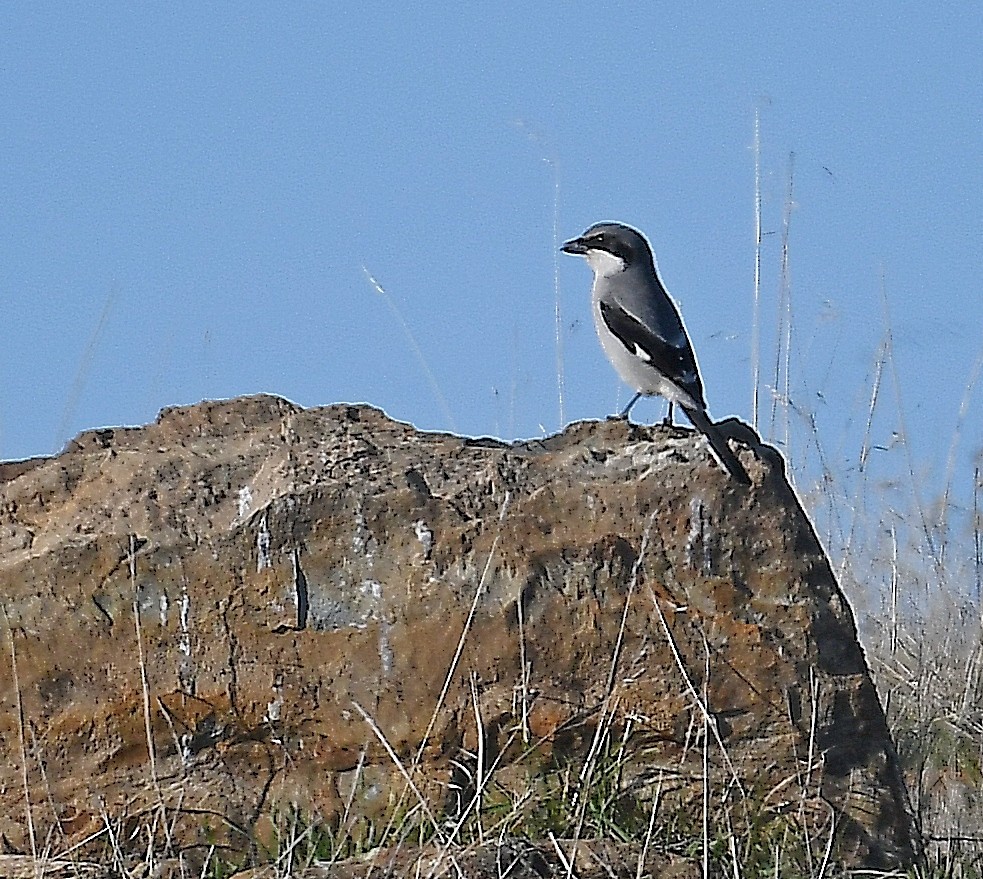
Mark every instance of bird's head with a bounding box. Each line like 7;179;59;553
561;222;654;278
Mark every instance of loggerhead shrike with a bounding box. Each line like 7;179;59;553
561;221;751;486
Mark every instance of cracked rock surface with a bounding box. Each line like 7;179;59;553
0;395;915;870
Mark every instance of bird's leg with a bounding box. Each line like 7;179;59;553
618;392;642;420
661;402;675;427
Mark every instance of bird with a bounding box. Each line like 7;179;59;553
561;221;751;486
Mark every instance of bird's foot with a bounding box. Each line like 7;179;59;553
619;392;642;420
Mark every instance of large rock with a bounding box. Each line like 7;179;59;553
0;395;915;872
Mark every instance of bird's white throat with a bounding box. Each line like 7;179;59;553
584;249;626;278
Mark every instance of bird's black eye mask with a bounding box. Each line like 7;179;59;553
588;232;631;263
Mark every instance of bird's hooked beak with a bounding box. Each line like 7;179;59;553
560;236;589;255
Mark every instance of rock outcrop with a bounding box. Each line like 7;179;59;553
0;395;915;873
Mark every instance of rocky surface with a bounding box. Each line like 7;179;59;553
0;395;915;872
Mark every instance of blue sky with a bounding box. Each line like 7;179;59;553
2;5;981;542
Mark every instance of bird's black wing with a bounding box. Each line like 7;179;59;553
599;299;705;404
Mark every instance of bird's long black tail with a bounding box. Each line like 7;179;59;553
682;406;751;486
